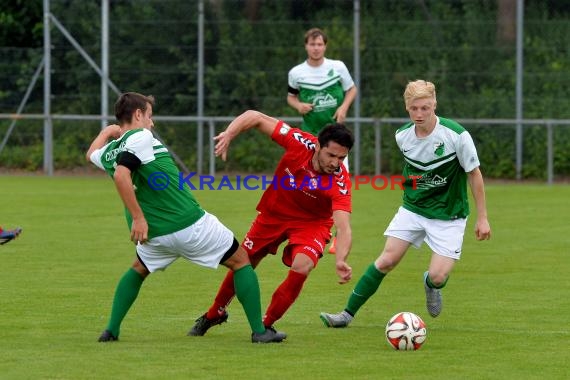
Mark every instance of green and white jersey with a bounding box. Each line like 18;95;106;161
288;57;355;135
395;117;480;220
89;128;205;238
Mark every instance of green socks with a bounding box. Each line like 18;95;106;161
425;272;448;289
345;263;386;316
106;268;144;337
233;264;265;334
105;265;265;337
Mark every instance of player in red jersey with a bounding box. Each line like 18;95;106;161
189;110;354;338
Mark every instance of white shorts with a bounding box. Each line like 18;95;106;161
136;211;235;272
384;206;467;260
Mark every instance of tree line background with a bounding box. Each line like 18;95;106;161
1;0;569;179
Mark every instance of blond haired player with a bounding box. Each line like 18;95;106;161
320;80;491;327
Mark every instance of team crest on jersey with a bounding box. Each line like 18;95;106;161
292;132;316;150
309;177;319;190
434;142;445;157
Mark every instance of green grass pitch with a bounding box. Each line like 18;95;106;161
0;175;568;379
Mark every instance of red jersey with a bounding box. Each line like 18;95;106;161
256;121;352;222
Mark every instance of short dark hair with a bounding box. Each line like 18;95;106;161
114;92;155;124
318;123;354;151
304;27;327;44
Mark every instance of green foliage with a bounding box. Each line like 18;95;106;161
0;0;43;47
1;0;570;178
0;143;43;171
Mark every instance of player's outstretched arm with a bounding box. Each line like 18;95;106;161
214;110;279;161
467;167;491;241
332;210;352;284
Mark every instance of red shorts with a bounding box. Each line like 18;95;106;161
241;213;333;267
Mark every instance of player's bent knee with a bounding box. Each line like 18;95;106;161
132;258;150;278
375;257;397;273
290;252;316;275
221;240;252;270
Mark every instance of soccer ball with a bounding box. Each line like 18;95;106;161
385;311;427;351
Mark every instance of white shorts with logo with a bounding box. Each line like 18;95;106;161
384;206;467;260
136;211;235;272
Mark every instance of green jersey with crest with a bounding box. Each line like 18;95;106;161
89;128;205;238
288;57;355;135
395;117;480;220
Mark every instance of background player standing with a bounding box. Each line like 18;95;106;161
287;28;357;254
287;27;357;135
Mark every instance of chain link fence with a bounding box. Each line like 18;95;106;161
1;0;569;181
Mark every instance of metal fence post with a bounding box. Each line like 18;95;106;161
43;0;53;176
547;122;553;185
374;119;381;175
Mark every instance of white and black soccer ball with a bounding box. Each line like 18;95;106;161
385;311;427;351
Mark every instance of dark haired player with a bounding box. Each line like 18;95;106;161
189;110;355;338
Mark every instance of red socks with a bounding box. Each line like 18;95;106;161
263;270;307;327
206;270;236;319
